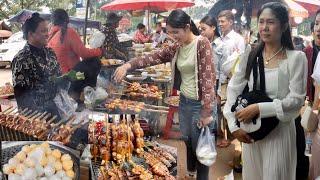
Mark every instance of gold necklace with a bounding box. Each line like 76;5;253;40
263;47;283;65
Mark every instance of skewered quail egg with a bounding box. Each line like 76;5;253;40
47;155;57;165
21;145;32;153
15;151;27;162
62;160;73;171
52;149;61;159
61;154;71;162
54;161;63;171
40;156;48;167
40;142;50;149
66;170;75;179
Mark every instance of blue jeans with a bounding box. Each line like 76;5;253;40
178;94;215;180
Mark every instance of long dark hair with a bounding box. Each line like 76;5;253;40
245;2;294;79
22;13;45;40
200;15;220;37
167;9;200;36
52;9;69;44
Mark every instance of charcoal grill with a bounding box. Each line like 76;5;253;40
1;141;80;180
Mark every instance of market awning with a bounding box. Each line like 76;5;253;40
101;0;194;11
293;0;320;16
284;0;309;18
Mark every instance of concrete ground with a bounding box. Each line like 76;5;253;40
157;138;242;180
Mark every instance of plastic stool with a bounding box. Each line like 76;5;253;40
163;89;181;139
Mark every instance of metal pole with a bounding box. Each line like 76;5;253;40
83;0;90;44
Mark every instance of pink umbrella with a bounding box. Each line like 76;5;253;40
101;0;194;11
0;30;13;38
101;0;194;32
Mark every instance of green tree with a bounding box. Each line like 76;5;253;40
0;0;74;20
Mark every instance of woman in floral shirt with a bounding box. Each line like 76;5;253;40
114;10;216;180
11;13;61;120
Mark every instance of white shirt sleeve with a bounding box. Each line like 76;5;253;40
312;53;320;84
223;46;251;133
258;51;307;122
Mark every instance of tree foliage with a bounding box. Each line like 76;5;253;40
0;0;74;20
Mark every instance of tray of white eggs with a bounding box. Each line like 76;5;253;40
2;141;80;180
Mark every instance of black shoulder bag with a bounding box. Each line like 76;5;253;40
231;53;279;141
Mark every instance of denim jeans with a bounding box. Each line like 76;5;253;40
178;94;215;180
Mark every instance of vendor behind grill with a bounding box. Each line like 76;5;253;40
11;13;61;119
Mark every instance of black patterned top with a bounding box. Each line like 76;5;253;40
11;43;62;117
101;25;126;60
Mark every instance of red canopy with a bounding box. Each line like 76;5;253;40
101;0;194;11
293;0;320;16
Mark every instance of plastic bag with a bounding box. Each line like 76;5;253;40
84;86;108;109
54;85;78;120
196;126;217;166
89;30;106;48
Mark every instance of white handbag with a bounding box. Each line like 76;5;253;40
301;106;319;132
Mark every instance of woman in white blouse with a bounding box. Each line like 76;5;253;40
223;2;307;179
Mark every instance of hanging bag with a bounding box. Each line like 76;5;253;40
196;126;217;166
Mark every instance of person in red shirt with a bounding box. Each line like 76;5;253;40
48;9;103;73
48;9;104;103
133;23;152;44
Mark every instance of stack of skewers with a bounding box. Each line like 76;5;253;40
89;119;177;180
0;107;86;144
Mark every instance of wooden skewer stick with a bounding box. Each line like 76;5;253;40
144;108;168;113
0;106;14;114
66;115;77;125
20;109;32;117
122;80;133;85
46;115;57;124
1;107;16;115
42;113;52;121
18;108;29;116
144;104;169;110
110;92;125;96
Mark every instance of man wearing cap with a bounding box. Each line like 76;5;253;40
102;12;127;60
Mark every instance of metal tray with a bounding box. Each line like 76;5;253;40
89;143;178;180
90;157;177;180
1;141;80;180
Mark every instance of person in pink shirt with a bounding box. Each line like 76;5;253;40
133;23;152;44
